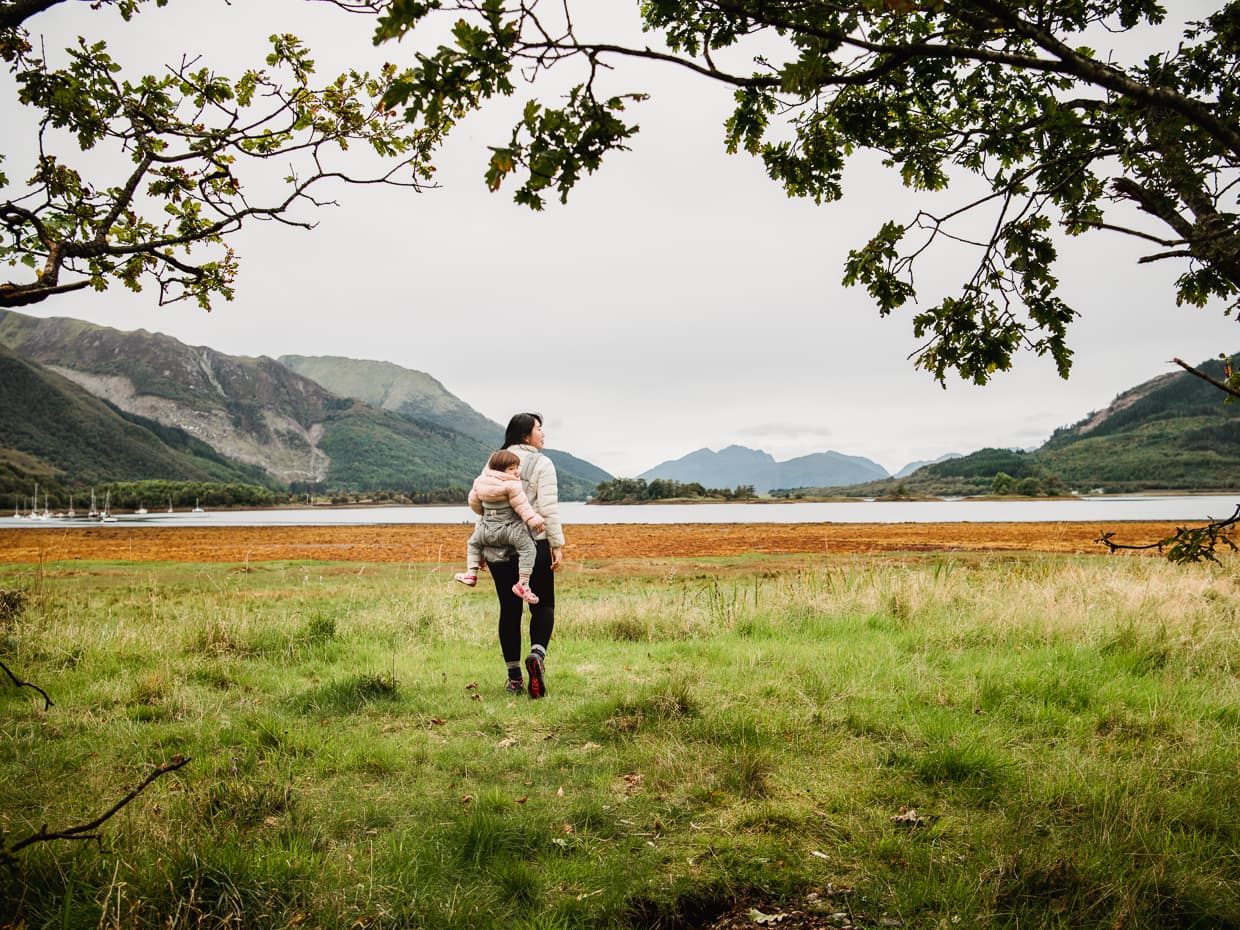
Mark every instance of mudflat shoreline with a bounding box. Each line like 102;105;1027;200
0;521;1193;564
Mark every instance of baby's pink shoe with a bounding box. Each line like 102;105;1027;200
512;582;539;604
454;572;477;587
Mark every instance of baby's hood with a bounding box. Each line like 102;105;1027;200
473;467;520;501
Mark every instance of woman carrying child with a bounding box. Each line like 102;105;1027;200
455;448;545;603
455;412;564;699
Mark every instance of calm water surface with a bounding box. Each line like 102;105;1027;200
9;495;1237;527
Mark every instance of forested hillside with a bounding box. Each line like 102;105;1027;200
789;356;1240;498
279;354;503;446
0;344;270;504
278;353;610;498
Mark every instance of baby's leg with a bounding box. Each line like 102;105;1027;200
509;528;540;604
455;529;485;586
513;532;537;579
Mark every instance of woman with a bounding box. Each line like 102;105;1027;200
488;412;564;698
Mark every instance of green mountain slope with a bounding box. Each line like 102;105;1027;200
1043;362;1235;447
279;353;611;498
312;400;494;494
0;344;267;501
279;354;502;445
794;355;1240;498
1034;355;1240;492
0;310;344;482
0;312;498;494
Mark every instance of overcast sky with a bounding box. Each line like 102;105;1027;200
5;2;1237;478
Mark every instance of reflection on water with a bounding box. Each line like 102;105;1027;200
7;495;1237;527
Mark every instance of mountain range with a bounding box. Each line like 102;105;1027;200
802;356;1240;498
0;310;606;501
276;354;612;492
1;308;1237;500
639;445;890;493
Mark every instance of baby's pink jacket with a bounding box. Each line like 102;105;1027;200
468;469;545;530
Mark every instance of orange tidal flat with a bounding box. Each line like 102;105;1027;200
0;521;1195;565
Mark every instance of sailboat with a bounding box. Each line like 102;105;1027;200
167;496;174;513
135;501;148;515
66;493;76;518
88;488;100;520
32;484;49;520
100;490;118;523
192;497;205;513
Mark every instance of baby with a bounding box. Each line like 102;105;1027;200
454;449;545;603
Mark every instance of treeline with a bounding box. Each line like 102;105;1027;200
288;482;468;505
96;481;279;509
1;464;476;513
16;481;279;510
2;478;282;511
990;473;1069;496
592;477;757;503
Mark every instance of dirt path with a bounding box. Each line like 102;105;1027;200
0;520;1190;564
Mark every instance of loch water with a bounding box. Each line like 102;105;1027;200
9;495;1237;527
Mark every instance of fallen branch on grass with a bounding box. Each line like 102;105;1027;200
0;659;53;710
1097;504;1240;563
2;756;191;870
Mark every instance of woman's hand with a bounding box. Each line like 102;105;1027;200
551;547;564;570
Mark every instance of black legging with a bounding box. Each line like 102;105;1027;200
489;538;555;664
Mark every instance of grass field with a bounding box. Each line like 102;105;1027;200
1;548;1238;929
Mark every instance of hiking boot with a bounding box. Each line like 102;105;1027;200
524;653;547;699
505;677;524;695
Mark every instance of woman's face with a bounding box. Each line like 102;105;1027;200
526;420;545;449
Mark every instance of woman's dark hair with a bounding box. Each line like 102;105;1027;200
502;412;542;449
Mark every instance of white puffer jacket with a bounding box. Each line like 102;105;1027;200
510;444;565;548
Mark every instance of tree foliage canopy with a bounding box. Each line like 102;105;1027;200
376;0;1239;385
1;0;441;309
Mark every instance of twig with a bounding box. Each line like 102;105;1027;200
3;756;191;868
0;658;53;710
1097;504;1240;563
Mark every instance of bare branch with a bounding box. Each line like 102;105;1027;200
1137;249;1197;263
0;658;53;710
0;0;68;31
307;0;383;12
3;756;191;866
95;150;154;245
1097;504;1240;563
524;39;778;89
1077;219;1185;248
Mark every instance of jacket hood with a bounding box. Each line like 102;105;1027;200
473;468;520;500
